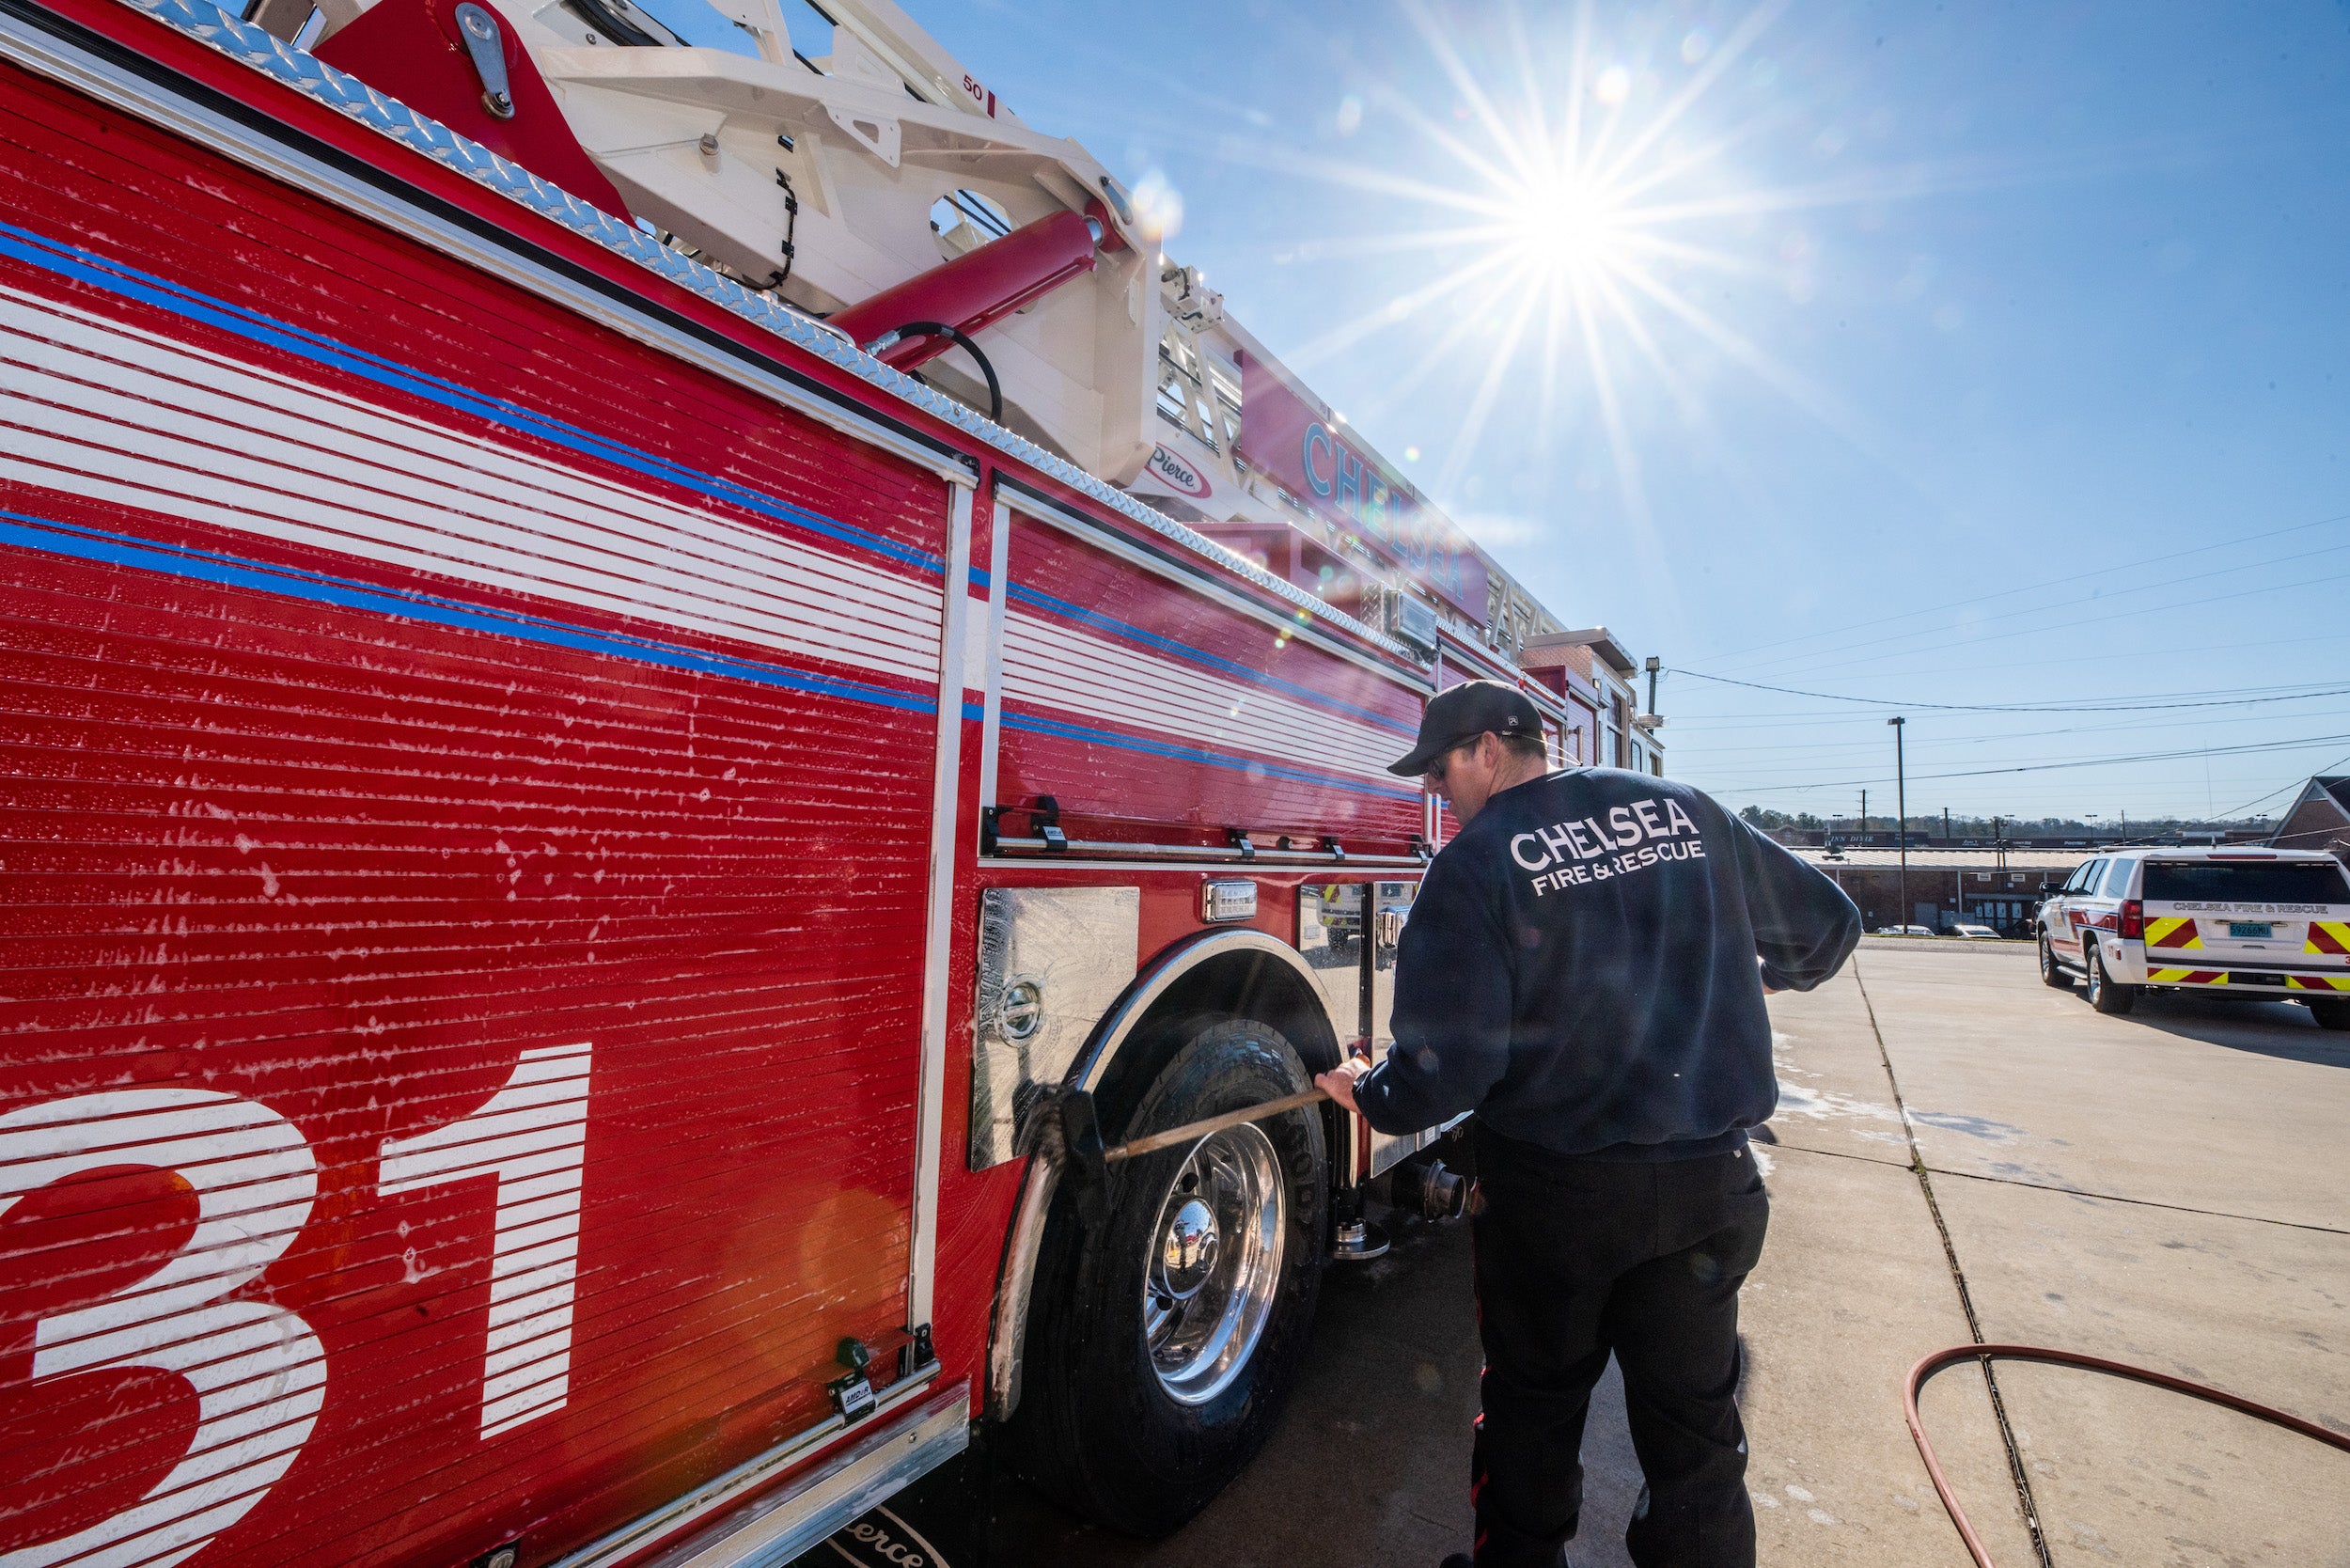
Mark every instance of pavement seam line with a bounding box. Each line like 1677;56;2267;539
1765;1141;2350;1235
1851;955;2059;1568
1916;1163;2350;1236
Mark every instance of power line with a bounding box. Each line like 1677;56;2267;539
1694;509;2350;666
1709;730;2350;797
2209;752;2350;821
1692;710;2350;771
1665;671;2350;714
1701;562;2350;682
1680;705;2350;763
1677;629;2350;695
1723;538;2350;679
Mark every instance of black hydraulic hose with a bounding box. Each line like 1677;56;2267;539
562;0;663;47
1904;1343;2350;1566
885;321;1002;424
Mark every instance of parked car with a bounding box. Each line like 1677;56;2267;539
2035;848;2350;1027
1947;923;2001;939
1875;924;1939;936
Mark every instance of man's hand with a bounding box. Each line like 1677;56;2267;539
1315;1058;1372;1114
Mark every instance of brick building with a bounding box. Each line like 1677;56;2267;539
1519;626;1663;776
2272;776;2350;862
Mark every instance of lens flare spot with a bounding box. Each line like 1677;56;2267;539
1131;168;1184;240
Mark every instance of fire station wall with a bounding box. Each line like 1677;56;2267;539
0;59;961;1568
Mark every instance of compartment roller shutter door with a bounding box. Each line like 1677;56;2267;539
0;60;954;1568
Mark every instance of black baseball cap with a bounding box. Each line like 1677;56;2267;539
1386;680;1543;776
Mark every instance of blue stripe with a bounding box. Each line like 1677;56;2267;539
0;511;937;714
1001;710;1420;802
1008;581;1415;736
0;218;942;575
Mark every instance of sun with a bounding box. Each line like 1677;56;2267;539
1508;166;1632;284
1230;0;1872;520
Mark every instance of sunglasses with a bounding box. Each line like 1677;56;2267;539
1421;739;1476;784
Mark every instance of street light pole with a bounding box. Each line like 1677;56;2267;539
1888;716;1908;932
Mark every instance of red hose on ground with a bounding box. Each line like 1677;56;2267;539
1904;1343;2350;1567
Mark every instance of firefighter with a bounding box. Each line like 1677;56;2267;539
1315;680;1860;1568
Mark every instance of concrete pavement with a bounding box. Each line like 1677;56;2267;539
818;938;2350;1566
1853;941;2350;1565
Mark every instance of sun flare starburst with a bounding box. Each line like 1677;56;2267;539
1212;0;1980;541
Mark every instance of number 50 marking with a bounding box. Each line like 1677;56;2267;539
0;1043;591;1568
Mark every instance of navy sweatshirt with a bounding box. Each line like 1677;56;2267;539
1355;768;1861;1159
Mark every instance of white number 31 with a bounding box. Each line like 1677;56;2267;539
1;1043;590;1568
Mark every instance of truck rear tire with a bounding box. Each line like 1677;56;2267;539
2309;997;2350;1031
2086;945;2137;1015
1008;1016;1327;1536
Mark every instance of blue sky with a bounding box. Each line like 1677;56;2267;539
874;1;2350;826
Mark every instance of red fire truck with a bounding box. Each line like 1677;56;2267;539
0;1;1660;1562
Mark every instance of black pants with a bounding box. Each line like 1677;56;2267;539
1468;1126;1770;1568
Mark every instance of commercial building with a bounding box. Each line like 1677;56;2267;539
1791;847;2097;936
1519;626;1664;776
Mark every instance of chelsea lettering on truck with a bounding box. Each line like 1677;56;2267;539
1234;349;1491;621
0;0;1653;1563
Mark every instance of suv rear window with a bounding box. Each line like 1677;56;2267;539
2142;861;2350;904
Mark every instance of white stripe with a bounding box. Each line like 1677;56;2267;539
486;1327;572;1380
482;1379;570;1435
486;1302;575;1356
0;284;943;685
486;1260;577;1307
483;1351;572;1403
492;1212;582;1257
962;589;989;694
491;1234;579;1280
1002;607;1407;783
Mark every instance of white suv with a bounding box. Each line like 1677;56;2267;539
2035;848;2350;1027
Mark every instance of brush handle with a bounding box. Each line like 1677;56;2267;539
1101;1087;1331;1163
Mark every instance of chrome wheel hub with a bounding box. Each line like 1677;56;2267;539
1142;1121;1285;1405
1157;1198;1220;1297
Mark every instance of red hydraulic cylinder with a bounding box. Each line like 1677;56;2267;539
831;205;1120;371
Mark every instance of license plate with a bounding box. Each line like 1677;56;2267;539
2228;922;2272;939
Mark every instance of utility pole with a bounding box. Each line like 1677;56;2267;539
1942;806;1950;843
1860;789;1868;839
1644;654;1660;715
1993;815;2004;871
1888;717;1908;931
